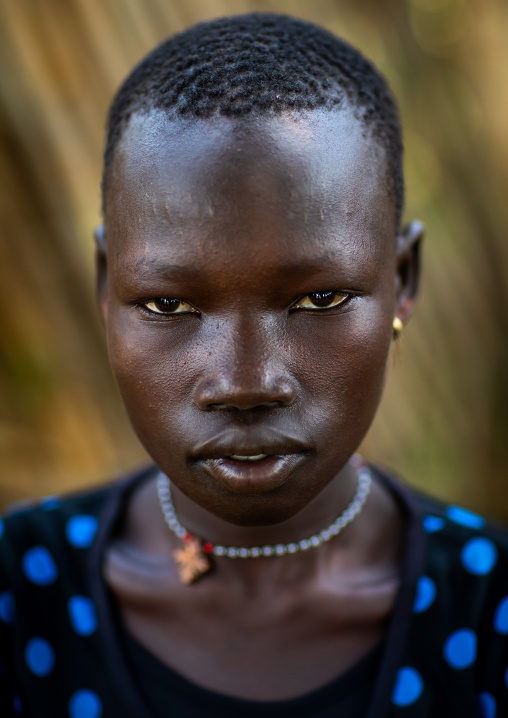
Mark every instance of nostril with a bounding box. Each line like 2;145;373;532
193;375;297;411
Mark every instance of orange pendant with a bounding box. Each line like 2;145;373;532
172;537;212;584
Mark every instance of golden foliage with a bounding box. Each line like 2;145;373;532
1;0;507;518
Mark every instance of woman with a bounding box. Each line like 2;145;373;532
1;13;507;718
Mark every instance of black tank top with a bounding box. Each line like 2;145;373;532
122;627;382;718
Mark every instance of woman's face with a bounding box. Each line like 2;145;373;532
100;107;417;526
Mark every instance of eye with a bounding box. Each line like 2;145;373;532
141;298;197;316
292;291;349;310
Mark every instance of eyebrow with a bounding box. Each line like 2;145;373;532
272;256;342;278
132;253;346;279
132;259;200;279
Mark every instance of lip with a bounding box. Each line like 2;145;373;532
192;427;309;459
192;428;310;494
201;454;306;494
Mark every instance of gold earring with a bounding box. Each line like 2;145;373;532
392;317;404;340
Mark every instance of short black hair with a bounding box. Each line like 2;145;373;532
103;13;403;225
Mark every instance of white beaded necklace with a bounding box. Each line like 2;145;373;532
156;464;372;583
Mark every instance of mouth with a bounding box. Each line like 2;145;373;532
192;429;309;494
200;454;306;494
229;454;268;461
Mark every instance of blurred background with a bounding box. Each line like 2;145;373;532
1;0;507;519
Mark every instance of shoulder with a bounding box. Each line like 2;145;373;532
0;467;154;716
375;465;508;583
375;472;508;711
396;478;508;610
0;465;155;589
416;490;508;640
374;465;508;557
411;485;508;565
376;465;508;631
403;482;508;704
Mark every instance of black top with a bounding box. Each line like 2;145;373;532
122;627;381;717
1;464;508;718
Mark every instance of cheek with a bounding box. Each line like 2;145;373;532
289;308;393;428
106;312;198;441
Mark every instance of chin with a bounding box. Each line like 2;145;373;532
203;480;325;528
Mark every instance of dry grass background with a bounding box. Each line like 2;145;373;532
1;0;507;519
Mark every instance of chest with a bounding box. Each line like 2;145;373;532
104;553;399;700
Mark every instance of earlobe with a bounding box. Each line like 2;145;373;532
94;224;107;253
94;224;108;323
394;220;424;328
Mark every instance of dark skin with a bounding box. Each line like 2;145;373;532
97;106;422;701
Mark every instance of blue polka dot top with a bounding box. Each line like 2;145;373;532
1;465;508;717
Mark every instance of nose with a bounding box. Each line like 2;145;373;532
192;318;298;411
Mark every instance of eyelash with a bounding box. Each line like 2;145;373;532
290;291;351;312
138;298;198;318
138;291;353;318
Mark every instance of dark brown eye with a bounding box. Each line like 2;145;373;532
292;291;349;310
308;292;335;307
142;298;196;315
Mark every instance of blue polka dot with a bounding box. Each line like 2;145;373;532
478;692;496;718
446;506;485;529
66;516;98;548
422;515;445;533
461;537;497;575
41;496;61;511
68;596;97;636
0;591;15;623
392;666;423;706
25;637;55;676
413;576;436;613
13;694;22;713
22;546;58;585
494;596;508;634
69;690;102;718
443;628;477;669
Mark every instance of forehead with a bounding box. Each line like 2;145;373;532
105;107;395;267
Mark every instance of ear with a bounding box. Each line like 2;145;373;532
94;224;108;323
394;220;424;326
